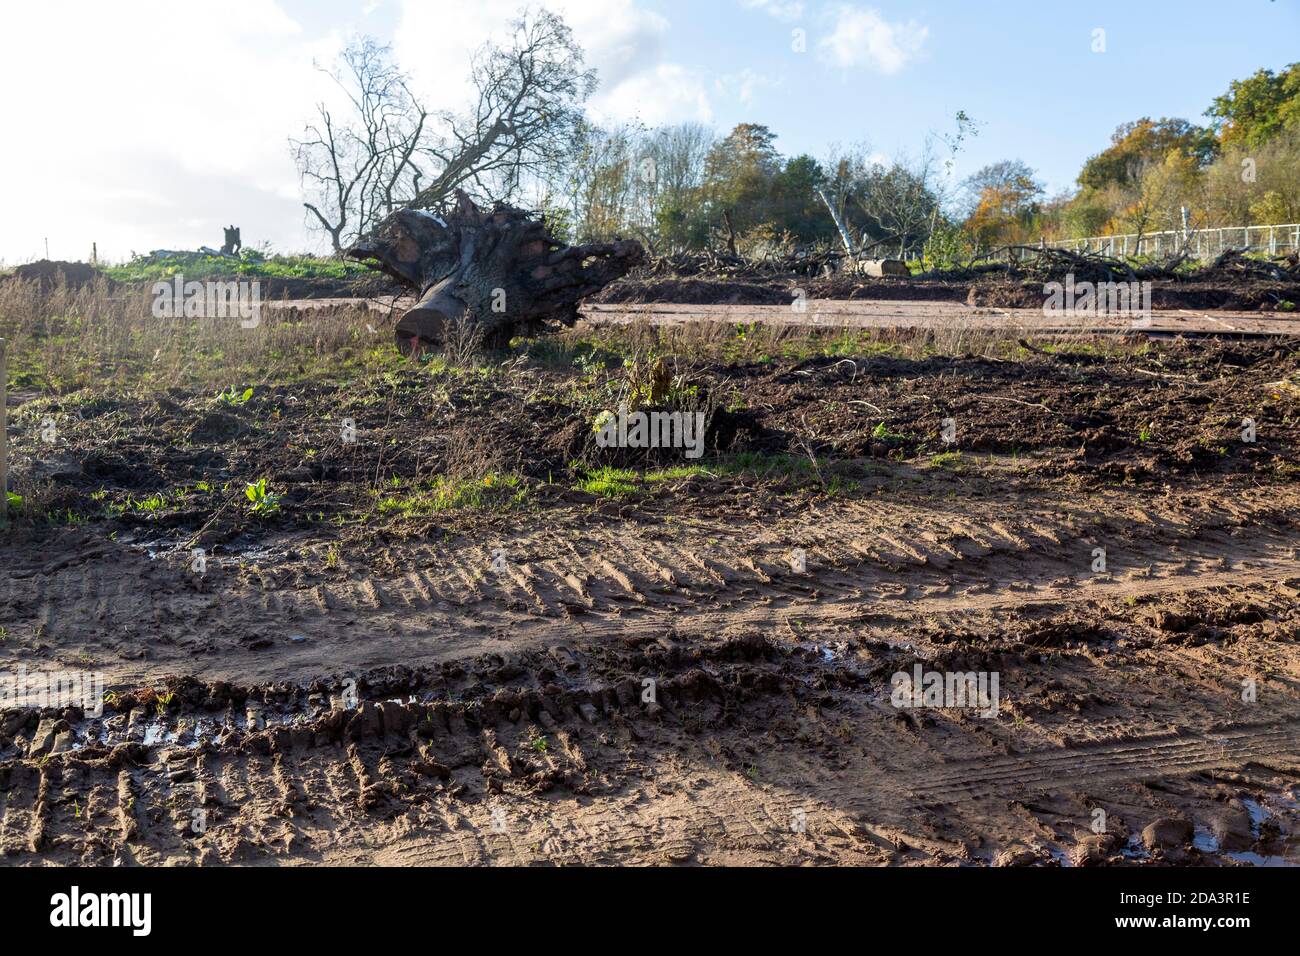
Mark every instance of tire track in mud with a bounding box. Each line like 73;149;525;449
2;604;1297;867
8;716;1294;867
4;481;1300;686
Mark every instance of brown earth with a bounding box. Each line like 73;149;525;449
595;273;1300;313
5;260;109;291
1;338;1299;866
592;250;1300;313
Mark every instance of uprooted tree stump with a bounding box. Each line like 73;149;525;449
347;191;644;352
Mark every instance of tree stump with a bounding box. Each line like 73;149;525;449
347;191;644;351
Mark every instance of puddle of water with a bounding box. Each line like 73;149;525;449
1045;844;1074;867
139;534;282;564
1193;825;1219;853
1223;851;1296;867
1120;834;1151;860
1240;797;1269;837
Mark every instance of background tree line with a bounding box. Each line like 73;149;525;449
293;12;1300;261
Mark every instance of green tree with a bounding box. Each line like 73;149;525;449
771;154;835;244
1207;63;1300;149
703;123;782;235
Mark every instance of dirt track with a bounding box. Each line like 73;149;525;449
267;297;1300;338
2;329;1299;866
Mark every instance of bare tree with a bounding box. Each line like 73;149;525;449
409;10;595;209
854;149;941;257
564;122;641;243
292;39;427;253
294;10;594;252
817;144;871;254
555;121;715;250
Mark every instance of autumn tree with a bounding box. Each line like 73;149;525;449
1077;118;1215;192
963;160;1044;248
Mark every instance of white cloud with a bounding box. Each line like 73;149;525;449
818;5;928;74
715;68;783;108
599;64;714;125
393;0;701;125
0;0;708;262
0;0;346;261
738;0;805;21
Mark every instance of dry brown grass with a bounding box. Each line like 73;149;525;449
0;278;387;394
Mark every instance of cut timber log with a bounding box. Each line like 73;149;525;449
854;258;911;277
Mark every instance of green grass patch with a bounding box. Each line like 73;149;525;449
871;422;906;442
103;251;370;284
577;466;640;498
373;474;526;518
576;451;868;498
929;451;964;469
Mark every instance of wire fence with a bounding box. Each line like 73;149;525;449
1046;223;1300;260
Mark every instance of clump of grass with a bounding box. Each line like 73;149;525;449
524;322;1154;369
645;464;710;483
576;452;869;499
0;276;391;394
577;466;639;498
373;474;526;518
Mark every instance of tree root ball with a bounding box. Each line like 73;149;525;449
347;191;644;351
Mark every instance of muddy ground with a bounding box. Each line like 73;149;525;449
1;331;1299;866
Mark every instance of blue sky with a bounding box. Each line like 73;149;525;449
1;0;1295;262
647;0;1299;195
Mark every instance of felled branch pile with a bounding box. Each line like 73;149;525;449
347;191;644;350
931;245;1300;287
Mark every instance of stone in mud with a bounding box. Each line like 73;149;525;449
277;467;316;485
1;709;34;737
379;700;413;736
1071;835;1108;866
346;701;382;740
993;843;1041;867
1210;804;1255;851
30;455;84;481
1142;816;1193;850
28;717;68;758
614;679;639;709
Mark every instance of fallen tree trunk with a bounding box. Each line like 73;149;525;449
347;191;644;351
